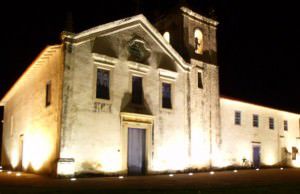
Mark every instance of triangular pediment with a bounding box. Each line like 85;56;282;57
68;14;190;71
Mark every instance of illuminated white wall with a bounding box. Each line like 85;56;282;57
59;22;195;175
1;46;63;174
220;98;300;167
188;59;221;169
57;12;222;174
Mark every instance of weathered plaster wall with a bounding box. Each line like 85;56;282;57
58;10;221;175
1;46;63;174
59;25;193;174
220;98;300;167
189;59;220;169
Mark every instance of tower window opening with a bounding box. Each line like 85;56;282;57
194;29;203;54
163;31;170;43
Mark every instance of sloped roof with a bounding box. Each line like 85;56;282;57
220;96;300;116
65;14;190;71
0;45;62;106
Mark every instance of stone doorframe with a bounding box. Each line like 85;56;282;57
120;112;154;174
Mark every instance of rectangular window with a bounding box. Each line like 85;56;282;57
253;114;259;128
132;76;143;104
269;117;274;130
198;72;203;89
234;111;241;125
284;120;288;131
292;147;298;160
96;69;110;100
46;81;51;107
162;82;172;109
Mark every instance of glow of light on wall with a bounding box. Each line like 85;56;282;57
292;154;300;168
222;143;252;167
211;149;230;168
97;150;122;172
264;153;277;166
152;142;188;171
236;144;252;166
11;148;19;169
190;128;210;168
23;131;52;171
190;148;210;168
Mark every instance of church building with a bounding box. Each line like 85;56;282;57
0;7;299;176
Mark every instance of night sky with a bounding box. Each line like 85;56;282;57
0;0;299;116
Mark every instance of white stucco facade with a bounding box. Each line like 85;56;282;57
0;7;299;176
220;98;300;168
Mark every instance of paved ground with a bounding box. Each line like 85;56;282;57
0;168;300;193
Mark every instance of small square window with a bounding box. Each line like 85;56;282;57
253;114;259;128
45;81;51;107
162;82;172;109
234;111;241;125
269;117;274;130
197;72;203;89
284;120;288;131
96;69;110;100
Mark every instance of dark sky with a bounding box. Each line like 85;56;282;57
0;0;299;114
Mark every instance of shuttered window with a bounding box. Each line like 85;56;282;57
234;111;241;125
253;114;259;128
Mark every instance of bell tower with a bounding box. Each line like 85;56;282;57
155;7;221;169
154;6;218;64
180;7;218;64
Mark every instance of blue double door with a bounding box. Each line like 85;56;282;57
128;128;146;175
253;145;261;168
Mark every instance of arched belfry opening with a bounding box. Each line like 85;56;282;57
194;28;203;54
